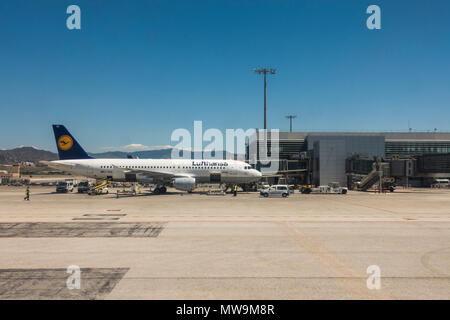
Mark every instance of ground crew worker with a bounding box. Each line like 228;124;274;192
233;184;237;197
24;186;30;201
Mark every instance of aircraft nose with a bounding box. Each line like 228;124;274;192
253;170;262;178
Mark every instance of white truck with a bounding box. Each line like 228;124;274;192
301;182;348;194
56;180;74;193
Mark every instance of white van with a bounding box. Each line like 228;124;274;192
260;185;289;198
431;179;450;188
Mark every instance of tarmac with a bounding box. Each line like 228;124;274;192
0;185;449;299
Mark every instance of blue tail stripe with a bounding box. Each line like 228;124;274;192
52;124;93;160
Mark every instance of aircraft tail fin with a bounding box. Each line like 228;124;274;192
52;124;93;160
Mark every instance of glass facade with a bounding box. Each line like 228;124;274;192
385;141;450;156
278;140;306;159
254;138;450;159
417;154;450;173
255;139;306;160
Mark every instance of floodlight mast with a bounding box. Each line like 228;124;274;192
285;115;297;132
254;68;276;130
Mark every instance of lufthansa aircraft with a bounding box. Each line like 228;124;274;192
44;125;262;194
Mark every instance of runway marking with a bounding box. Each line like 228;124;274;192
84;219;450;223
1;219;449;224
83;214;127;217
107;275;450;280
0;222;167;238
71;213;127;221
321;197;400;214
0;268;128;300
279;222;396;300
72;217;121;221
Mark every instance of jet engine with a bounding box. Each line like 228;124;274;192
173;177;196;191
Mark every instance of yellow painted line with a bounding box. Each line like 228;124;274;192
279;221;396;300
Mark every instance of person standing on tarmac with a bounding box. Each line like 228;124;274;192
233;184;237;197
24;186;30;201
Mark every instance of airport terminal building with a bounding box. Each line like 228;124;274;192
247;131;450;188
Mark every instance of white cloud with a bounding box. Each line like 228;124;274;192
101;144;173;152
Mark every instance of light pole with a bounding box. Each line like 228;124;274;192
285;115;297;132
254;68;276;130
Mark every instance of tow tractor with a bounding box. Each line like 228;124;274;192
301;182;348;194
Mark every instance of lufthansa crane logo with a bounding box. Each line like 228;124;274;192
58;135;73;151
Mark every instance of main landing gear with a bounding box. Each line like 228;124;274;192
153;186;167;194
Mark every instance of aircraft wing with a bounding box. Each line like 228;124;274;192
111;165;191;180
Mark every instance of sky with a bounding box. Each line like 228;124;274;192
0;0;449;152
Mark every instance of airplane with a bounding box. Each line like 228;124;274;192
43;125;262;194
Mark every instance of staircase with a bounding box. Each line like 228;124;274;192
88;178;111;195
357;163;390;191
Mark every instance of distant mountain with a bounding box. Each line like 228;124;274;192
89;149;174;159
0;147;57;164
91;149;237;159
0;147;239;164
